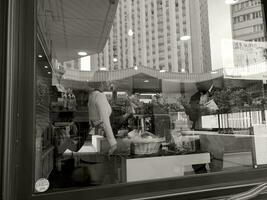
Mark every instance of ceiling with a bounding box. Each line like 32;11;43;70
37;0;118;62
36;40;53;78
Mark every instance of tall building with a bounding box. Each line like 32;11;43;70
231;0;266;41
91;0;212;73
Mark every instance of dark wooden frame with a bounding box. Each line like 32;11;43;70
2;0;36;200
2;0;267;200
31;168;267;200
0;0;9;199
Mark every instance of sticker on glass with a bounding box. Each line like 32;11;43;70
35;178;49;192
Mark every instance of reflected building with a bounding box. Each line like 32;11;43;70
227;0;267;70
64;0;261;73
90;0;212;73
231;0;266;41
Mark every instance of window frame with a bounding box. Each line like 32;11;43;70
3;0;267;199
0;0;9;199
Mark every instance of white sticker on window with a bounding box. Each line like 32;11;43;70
35;178;49;193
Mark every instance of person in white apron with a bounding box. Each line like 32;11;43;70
88;85;117;155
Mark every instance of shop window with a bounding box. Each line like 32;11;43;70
33;0;267;197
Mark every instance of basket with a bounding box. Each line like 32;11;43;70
132;141;162;155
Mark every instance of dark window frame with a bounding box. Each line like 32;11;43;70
0;0;8;199
3;0;267;200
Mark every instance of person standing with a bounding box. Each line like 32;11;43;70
185;83;213;173
88;82;117;154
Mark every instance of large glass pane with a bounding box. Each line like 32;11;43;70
34;0;267;193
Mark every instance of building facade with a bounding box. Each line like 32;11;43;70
62;0;267;74
90;0;212;73
231;0;266;41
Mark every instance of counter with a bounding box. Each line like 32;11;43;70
59;140;210;184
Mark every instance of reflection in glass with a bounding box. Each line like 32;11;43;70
35;0;267;192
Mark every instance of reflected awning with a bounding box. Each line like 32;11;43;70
55;65;267;91
37;0;119;62
60;66;224;83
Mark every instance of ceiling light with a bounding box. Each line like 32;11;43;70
211;71;218;74
48;72;51;74
38;54;43;58
181;68;186;72
225;0;239;4
113;57;118;62
160;69;166;73
78;51;88;56
180;35;191;41
134;65;138;70
44;65;48;69
128;29;134;36
86;80;89;82
144;80;149;83
100;67;107;71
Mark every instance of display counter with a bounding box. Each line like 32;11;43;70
182;130;254;171
125;153;210;182
58;140;210;184
55;128;255;186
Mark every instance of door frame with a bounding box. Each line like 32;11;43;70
3;0;267;200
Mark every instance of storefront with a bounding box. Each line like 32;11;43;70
2;0;267;200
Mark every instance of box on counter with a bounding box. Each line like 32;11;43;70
92;135;131;155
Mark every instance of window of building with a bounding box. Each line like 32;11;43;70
256;12;259;18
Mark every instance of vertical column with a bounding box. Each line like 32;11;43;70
134;0;139;66
200;0;211;72
153;0;160;70
185;0;193;73
162;0;169;69
127;0;133;68
147;0;153;68
140;0;147;66
101;52;105;69
109;27;114;70
98;53;102;69
121;2;126;69
116;3;122;70
104;42;109;70
178;0;186;71
169;0;178;72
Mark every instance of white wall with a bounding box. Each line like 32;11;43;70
208;0;234;70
